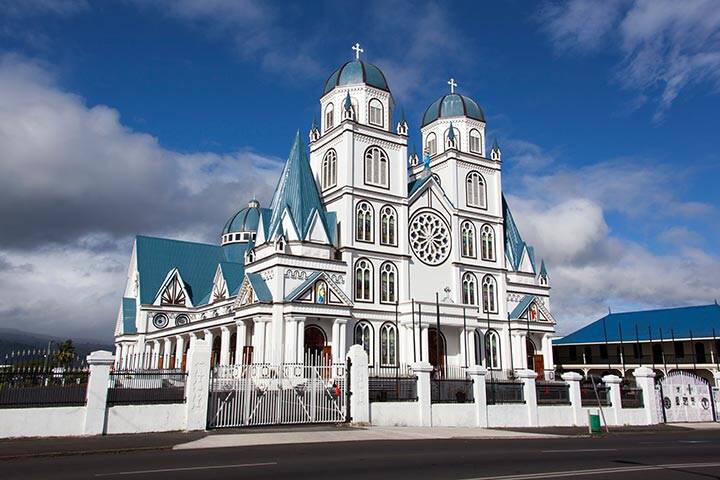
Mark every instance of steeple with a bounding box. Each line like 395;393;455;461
408;144;419;167
309;117;319;142
491;137;502;161
342;92;354;121
266;131;330;242
396;107;408;136
446;121;457;149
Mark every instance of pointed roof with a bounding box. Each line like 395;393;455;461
492;137;500;151
121;297;137;334
503;196;528;271
266;131;330;241
344;92;352;111
540;259;548;277
311;116;318;130
399;107;407;124
447;121;456;141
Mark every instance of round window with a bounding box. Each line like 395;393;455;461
175;314;189;326
409;210;452;265
152;313;169;329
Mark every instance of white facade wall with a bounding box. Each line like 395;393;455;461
0;406;86;439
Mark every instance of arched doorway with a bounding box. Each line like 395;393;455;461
304;325;329;364
428;327;446;372
526;338;536;370
211;336;221;367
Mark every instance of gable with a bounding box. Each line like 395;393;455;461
153;268;193;308
285;271;352;306
235;272;273;307
510;295;555;323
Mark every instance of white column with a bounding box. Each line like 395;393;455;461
203;329;214;365
185;339;212;431
468;365;488;427
405;325;414;364
297;317;306;362
175;335;185;369
467;328;476;367
332;320;340;362
84;350;114;435
163;338;172;369
286;317;297;363
220;326;231;365
460;328;467;367
347;344;370;424
264;320;272;363
151;340;160;368
603;374;622;426
517;369;538;426
633;366;659;425
562;372;583;426
413;361;433;426
119;343;129;369
420;324;429;363
339;320;347;361
254;319;265;363
235;321;246;365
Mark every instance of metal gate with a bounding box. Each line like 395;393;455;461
207;360;348;428
655;371;715;423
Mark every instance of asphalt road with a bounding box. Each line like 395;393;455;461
4;429;720;480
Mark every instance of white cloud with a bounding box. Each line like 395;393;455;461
0;55;283;340
539;0;720;120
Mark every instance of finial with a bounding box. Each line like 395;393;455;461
447;77;457;94
608;306;612;314
352;42;363;60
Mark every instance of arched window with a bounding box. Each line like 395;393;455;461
380;262;397;304
321;149;337;189
461;221;476;257
380;323;397;366
474;330;484;366
485;330;501;369
368;98;383;127
466;171;487;208
324;103;334;131
355;201;373;242
481;224;495;260
469;129;482;154
482;275;497;313
354;258;373;301
462;272;477;305
444;126;460;148
364;146;389;188
380;205;397;246
426;132;437;156
354;321;373;363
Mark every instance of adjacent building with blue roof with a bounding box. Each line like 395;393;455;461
553;304;720;382
114;44;555;377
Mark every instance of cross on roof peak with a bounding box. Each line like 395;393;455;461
448;78;457;94
352;43;364;60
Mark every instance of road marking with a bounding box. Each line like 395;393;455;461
94;462;277;477
541;448;617;453
460;462;720;480
678;440;709;444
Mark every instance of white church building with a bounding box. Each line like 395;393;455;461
114;46;556;377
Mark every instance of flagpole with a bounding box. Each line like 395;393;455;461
463;306;468;368
435;292;442;375
411;298;417;363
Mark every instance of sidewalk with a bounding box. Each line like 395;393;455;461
174;426;560;450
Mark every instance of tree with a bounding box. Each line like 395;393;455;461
54;340;76;367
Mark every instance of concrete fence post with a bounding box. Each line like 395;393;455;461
517;369;538;427
633;366;658;425
468;365;488;427
602;374;622;426
412;361;433;427
561;372;583;426
185;339;212;431
84;350;115;435
347;345;369;424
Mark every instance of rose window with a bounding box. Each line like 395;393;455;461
409;211;451;265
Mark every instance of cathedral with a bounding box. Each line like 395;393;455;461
114;45;556;377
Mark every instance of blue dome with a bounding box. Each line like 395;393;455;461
323;60;390;95
421;93;485;127
223;200;261;234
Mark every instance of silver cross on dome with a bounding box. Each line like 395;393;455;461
352;43;364;60
448;78;457;94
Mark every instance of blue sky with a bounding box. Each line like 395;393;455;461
0;0;719;341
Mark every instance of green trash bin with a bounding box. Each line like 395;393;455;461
588;411;602;434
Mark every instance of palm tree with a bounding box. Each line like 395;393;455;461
54;340;76;367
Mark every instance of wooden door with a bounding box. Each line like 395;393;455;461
534;354;545;377
242;345;254;364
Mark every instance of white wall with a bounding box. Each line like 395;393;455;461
432;403;475;427
0;406;86;438
370;402;420;426
487;404;529;428
105;403;186;435
537;405;575;427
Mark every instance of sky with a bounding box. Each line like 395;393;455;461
0;0;719;342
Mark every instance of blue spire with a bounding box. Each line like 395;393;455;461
311;116;317;130
344;92;352;111
447;122;456;141
399;107;407;124
492;137;500;151
540;259;548;276
267;131;329;241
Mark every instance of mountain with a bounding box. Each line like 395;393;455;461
0;328;113;363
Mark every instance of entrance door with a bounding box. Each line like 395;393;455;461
533;354;545;378
304;325;326;364
526;338;536;370
428;328;446;373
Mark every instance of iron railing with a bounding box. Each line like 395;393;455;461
536;381;570;405
580;384;611;407
368;364;417;402
107;369;187;405
620;386;644;408
486;381;524;405
0;367;89;408
431;366;473;404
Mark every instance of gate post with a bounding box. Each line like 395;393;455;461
185;338;212;431
561;372;583;426
468;365;488;427
633;366;658;425
84;350;114;435
602;375;622;426
412;361;433;427
517;369;538;427
347;345;369;424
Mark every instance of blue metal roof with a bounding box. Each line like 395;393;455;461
121;297;137;334
266;131;333;242
503;196;526;271
510;295;536;320
247;273;273;303
540;259;548;277
222;242;249;264
222;201;270;234
285;271;322;301
323;60;390;95
554;304;720;345
220;262;245;296
421;93;485;127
